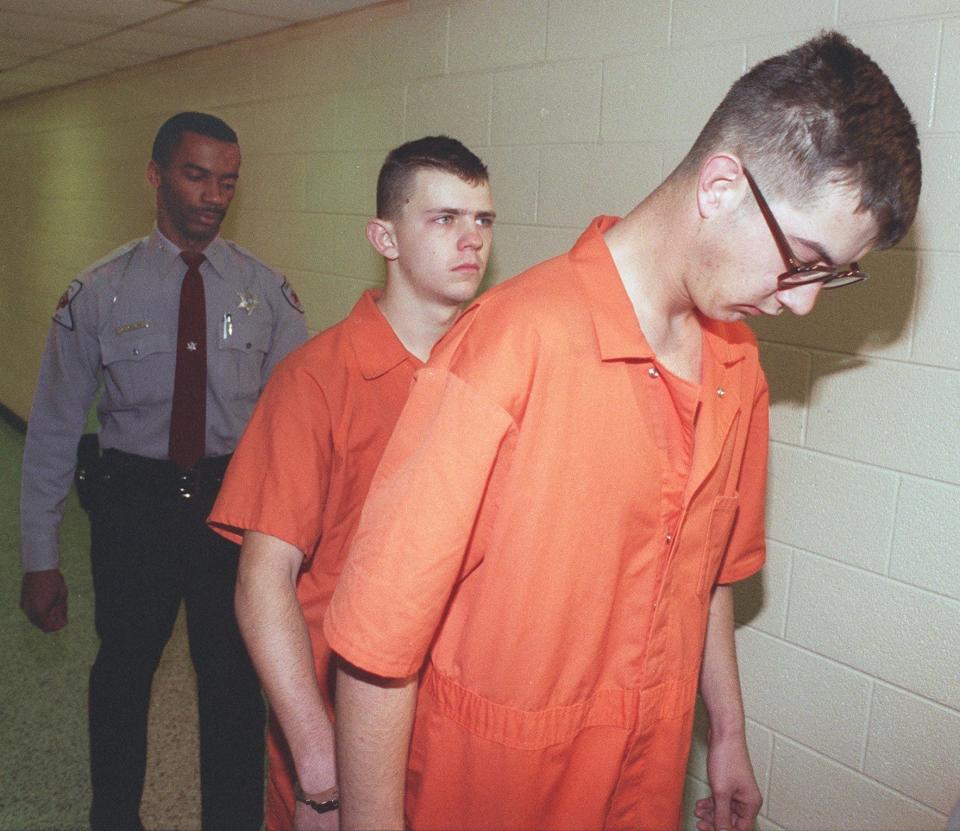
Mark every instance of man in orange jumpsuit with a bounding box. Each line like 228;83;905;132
324;33;922;831
207;136;495;830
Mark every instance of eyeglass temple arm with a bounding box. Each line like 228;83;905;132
742;168;800;268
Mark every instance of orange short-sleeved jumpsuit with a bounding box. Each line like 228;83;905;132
326;217;769;830
209;290;423;830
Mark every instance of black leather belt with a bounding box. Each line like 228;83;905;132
100;448;232;501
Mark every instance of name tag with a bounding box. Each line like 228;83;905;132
114;320;150;335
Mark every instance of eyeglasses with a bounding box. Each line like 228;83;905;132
743;167;868;290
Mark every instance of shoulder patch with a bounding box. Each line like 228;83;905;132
281;278;305;314
53;280;84;330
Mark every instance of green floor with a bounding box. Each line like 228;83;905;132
0;419;203;831
0;418;98;830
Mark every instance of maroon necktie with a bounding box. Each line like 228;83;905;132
169;251;207;470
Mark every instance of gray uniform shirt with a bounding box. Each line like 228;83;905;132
20;228;309;571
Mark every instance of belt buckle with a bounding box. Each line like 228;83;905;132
174;467;201;500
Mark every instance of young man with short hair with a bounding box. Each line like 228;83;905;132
324;33;921;831
207;136;495;831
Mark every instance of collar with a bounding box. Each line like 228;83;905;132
147;227;229;280
570;216;746;368
345;289;422;380
699;314;749;368
569;216;654;361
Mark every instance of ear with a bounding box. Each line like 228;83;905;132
365;218;399;261
146;159;161;190
696;153;747;219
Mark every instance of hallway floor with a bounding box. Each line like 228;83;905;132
1;419;204;830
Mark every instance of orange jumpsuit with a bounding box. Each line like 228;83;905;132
325;217;769;830
208;290;422;831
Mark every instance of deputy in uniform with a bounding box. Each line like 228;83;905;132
18;111;308;831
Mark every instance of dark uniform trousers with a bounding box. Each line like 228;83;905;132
86;449;265;831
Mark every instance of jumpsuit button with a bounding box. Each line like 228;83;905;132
665;532;673;544
648;367;659;378
716;387;726;397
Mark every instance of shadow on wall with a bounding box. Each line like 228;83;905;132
731;244;919;628
747;244;920;407
734;568;767;630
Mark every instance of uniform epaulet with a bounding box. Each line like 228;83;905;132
53;239;144;330
224;239;304;314
223;239;277;274
82;238;144;278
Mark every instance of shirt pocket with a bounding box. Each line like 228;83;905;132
696;494;740;597
100;326;175;407
217;312;271;399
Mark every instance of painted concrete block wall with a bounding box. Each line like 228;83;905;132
0;1;956;828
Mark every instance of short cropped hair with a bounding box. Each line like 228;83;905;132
152;112;238;168
377;136;489;220
678;31;920;250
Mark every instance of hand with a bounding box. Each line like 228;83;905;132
294;786;339;831
694;731;762;831
20;569;69;632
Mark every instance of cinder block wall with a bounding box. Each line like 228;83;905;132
1;2;957;828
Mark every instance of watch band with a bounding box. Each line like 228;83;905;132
294;781;340;815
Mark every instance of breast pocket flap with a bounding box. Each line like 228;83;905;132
100;327;172;365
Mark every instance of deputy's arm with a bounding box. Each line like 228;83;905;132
235;531;336;796
21;279;105;631
335;660;418;831
694;584;762;831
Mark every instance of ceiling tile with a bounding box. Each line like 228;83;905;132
0;35;53;59
138;6;291;41
96;28;216;57
0;0;383;103
1;59;102;85
0;10;113;45
0;66;44;92
0;51;23;70
0;79;39;99
53;45;153;71
203;0;383;22
0;0;173;28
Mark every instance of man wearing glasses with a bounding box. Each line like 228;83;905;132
325;32;921;831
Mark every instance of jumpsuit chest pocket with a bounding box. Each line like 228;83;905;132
99;326;175;407
696;494;740;597
217;312;271;399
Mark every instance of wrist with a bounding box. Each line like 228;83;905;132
703;694;746;738
292;746;337;794
290;720;337;789
707;719;746;744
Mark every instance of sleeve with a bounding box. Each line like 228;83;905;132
261;275;308;385
20;283;102;572
324;366;516;679
715;364;769;585
208;356;333;555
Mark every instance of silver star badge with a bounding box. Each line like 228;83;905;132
237;289;260;315
187;341;198;352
